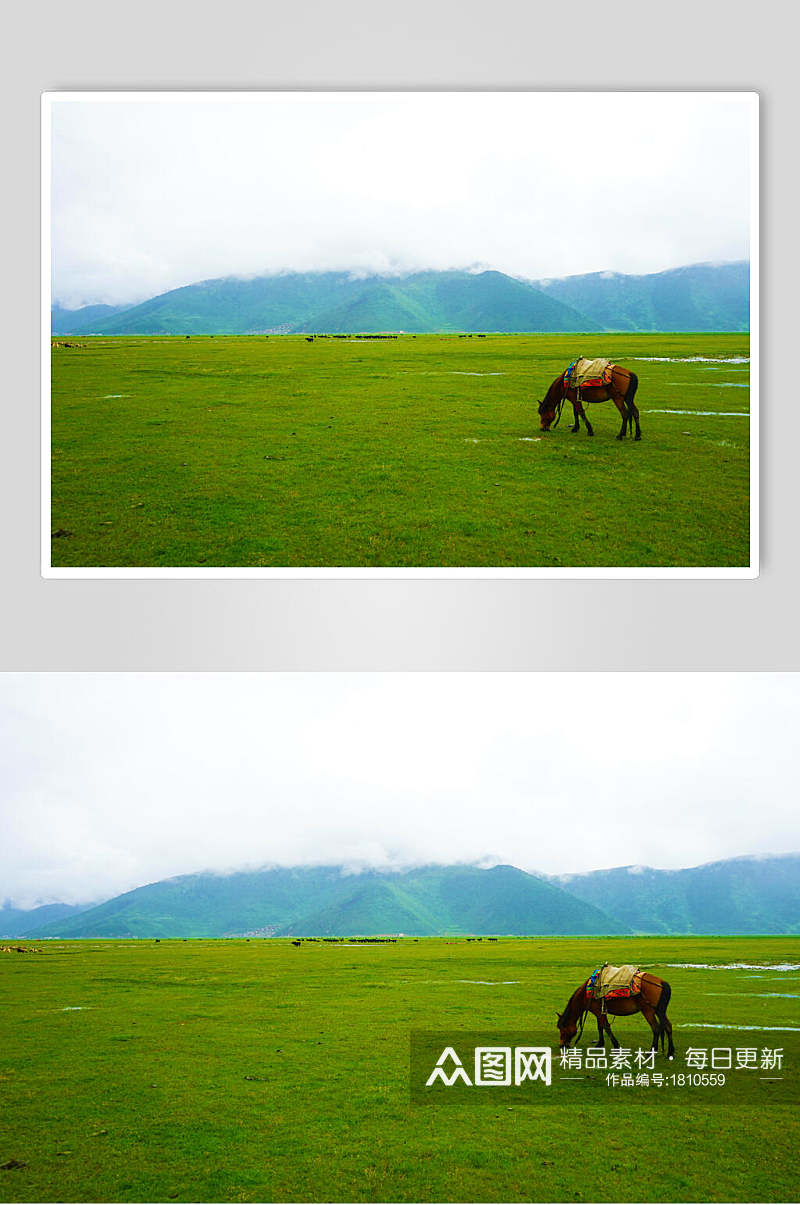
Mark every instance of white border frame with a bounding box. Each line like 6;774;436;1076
41;90;759;580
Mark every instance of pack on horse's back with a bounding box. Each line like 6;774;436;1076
586;962;644;1004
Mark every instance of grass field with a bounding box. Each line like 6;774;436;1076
49;333;751;569
2;936;796;1202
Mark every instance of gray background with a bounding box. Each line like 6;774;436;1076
2;0;796;670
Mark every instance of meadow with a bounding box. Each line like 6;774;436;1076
49;333;751;569
1;936;797;1202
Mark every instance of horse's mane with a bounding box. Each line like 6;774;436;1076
542;374;565;411
558;982;586;1025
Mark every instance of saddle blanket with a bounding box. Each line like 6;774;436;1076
564;357;613;390
586;962;643;1000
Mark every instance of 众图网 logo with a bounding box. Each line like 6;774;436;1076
411;1031;798;1107
425;1045;552;1087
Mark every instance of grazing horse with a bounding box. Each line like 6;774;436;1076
556;972;675;1058
538;364;641;440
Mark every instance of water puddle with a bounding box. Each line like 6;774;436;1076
457;980;520;986
705;992;800;998
663;963;800;971
681;1024;800;1032
398;371;504;377
744;975;800;981
519;437;542;442
632;356;750;364
645;410;749;417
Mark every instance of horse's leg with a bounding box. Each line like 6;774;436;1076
570;402;580;434
640;1002;661;1052
589;1002;603;1047
602;1015;620;1049
611;391;628;440
626;376;642;440
577;399;594;437
631;400;642;441
592;1012;607;1050
661;1012;675;1059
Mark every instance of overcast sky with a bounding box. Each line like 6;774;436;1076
0;673;795;908
50;93;755;308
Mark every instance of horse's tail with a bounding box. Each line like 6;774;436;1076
656;979;671;1051
626;370;639;436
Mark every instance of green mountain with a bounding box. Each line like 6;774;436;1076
27;864;626;939
28;867;353;940
51;303;129;335
532;261;750;332
72;273;364;336
52;269;597;336
295;280;436;335
552;854;800;935
281;879;443;937
50;262;749;336
292;271;597;334
0;901;92;937
16;853;793;940
277;866;623;937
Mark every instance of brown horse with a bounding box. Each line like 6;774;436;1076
538;364;641;440
556;973;675;1058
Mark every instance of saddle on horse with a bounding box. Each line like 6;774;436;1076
563;357;614;393
586;962;643;1004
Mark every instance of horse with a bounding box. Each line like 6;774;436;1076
537;363;641;440
556;972;675;1059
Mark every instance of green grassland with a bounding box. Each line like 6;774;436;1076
50;333;750;568
2;936;797;1202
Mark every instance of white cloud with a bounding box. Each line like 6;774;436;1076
0;673;796;908
50;93;754;307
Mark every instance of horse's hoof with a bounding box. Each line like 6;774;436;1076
616;434;624;441
635;434;641;441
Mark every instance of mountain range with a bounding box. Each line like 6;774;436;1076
2;854;795;939
51;261;749;336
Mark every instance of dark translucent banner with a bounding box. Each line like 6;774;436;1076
410;1030;799;1107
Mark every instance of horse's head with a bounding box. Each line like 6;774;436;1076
556;1010;578;1049
537;395;556;431
538;376;565;431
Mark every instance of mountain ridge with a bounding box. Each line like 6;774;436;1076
4;853;795;939
51;261;749;336
550;853;800;935
22;864;628;940
531;260;749;332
